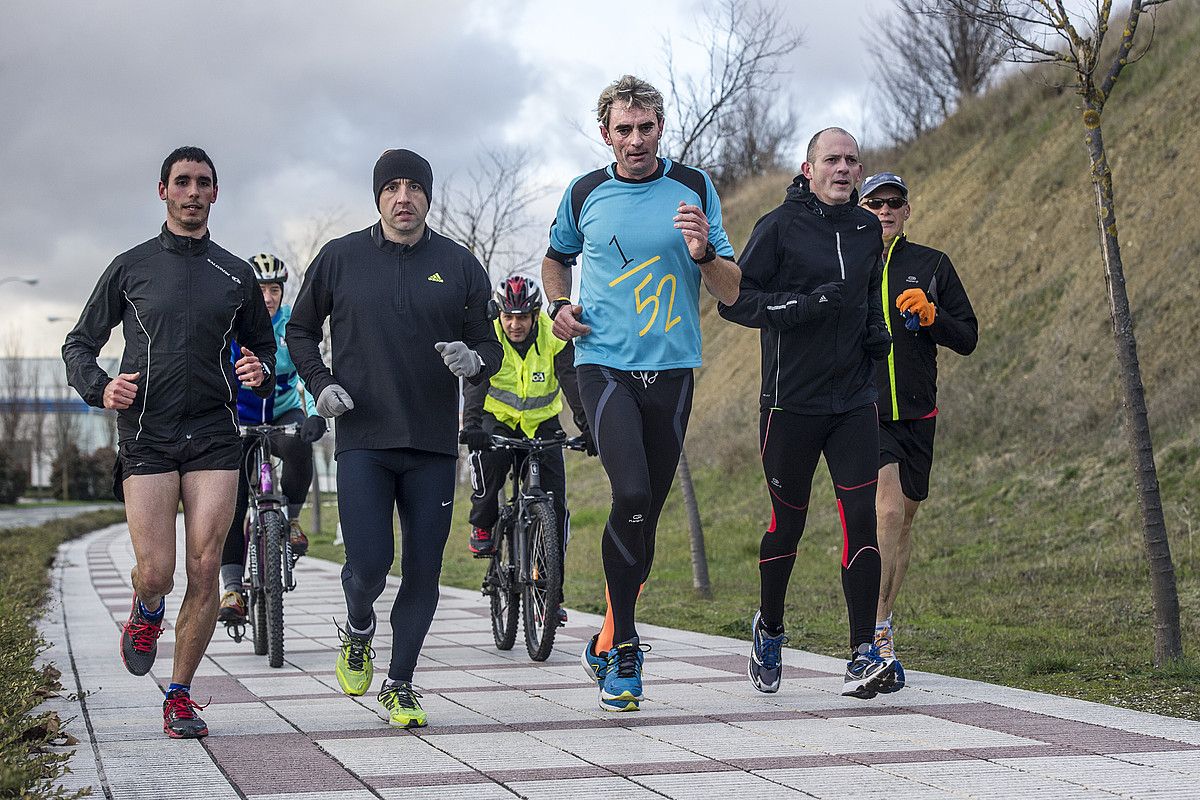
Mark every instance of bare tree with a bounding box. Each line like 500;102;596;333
662;0;803;188
432;147;549;282
1;329;27;447
868;0;1007;142
943;0;1180;664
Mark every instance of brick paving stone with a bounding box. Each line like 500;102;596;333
38;522;1200;799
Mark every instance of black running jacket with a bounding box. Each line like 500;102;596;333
718;174;887;415
63;225;277;443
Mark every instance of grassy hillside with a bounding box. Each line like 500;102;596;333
314;1;1200;718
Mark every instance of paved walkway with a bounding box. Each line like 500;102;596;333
41;522;1200;799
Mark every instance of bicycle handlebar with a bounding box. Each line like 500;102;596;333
488;433;587;453
239;423;301;438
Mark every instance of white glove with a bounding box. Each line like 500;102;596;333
316;384;354;418
434;341;482;378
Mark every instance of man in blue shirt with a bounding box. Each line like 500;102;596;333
542;74;741;712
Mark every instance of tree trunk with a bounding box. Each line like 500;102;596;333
677;447;712;598
1084;113;1183;665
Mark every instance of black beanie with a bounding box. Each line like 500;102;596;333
373;149;433;208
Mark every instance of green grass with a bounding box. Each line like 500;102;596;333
0;508;127;799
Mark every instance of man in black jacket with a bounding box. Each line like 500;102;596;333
288;148;502;729
719;127;895;700
62;147;276;738
859;172;978;692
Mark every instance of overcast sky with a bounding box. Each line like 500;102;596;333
2;0;892;356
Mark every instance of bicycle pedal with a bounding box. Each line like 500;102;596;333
225;621;246;643
472;551;497;559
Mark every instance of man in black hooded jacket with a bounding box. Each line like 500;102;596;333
719;127;895;700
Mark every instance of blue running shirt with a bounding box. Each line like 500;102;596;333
547;158;735;371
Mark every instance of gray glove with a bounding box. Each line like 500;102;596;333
434;341;482;378
316;383;354;418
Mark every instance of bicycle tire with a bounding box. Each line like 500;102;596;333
488;528;520;651
522;501;562;661
261;510;287;668
251;587;267;656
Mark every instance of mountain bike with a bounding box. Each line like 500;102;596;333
225;422;299;668
481;432;585;661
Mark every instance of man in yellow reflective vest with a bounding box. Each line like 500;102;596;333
459;276;593;619
860;172;978;691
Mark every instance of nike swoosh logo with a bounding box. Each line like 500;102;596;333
857;224;867;230
441;500;452;507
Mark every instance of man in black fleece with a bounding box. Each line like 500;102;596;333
287;148;501;728
718;127;895;700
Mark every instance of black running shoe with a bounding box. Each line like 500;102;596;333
841;642;895;699
120;596;164;676
163;690;209;738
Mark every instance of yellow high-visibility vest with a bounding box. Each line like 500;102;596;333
483;312;565;437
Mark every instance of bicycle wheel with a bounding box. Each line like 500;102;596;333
487;528;520;651
261;510;287;668
522;501;562;661
251;587;267;656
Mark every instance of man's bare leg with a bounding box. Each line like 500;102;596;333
875;463;922;623
124;472;183;611
172;469;238;686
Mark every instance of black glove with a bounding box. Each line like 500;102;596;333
783;281;843;326
863;324;892;361
459;426;491;452
299;414;327;444
580;429;598;457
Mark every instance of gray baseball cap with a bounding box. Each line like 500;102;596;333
860;172;908;199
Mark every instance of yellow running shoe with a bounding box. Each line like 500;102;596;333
378;681;427;728
335;623;375;696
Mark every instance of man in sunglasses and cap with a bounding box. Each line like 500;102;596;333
859;171;978;692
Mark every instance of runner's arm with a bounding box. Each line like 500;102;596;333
286;250;336;398
717;215;800;330
234;277;277;399
928;256;978;355
62;260;123;408
461;372;489;429
541;255;573;308
867;250;887;338
461;254;502;385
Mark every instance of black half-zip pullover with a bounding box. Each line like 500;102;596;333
63;225;276;444
719;174;886;414
287;223;502;457
876;234;978;421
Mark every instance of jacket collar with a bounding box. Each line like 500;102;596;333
784;173;861;219
371;221;432;255
158;223;210;255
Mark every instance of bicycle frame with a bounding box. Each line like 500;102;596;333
242;423;299;593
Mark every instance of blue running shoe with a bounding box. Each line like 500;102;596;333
748;610;788;693
873;621;905;694
878;659;906;693
581;634;608;686
842;642;895;699
599;637;649;712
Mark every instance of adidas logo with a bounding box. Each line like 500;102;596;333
818;295;828;303
427;273;444;283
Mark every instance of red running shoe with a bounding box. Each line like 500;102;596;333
120;596;164;676
162;690;209;738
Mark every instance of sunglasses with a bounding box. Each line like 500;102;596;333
863;196;907;210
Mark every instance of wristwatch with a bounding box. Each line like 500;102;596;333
548;297;572;320
692;242;717;265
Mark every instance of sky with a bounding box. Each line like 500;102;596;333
1;0;892;356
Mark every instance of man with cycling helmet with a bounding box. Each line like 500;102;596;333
459;275;592;622
217;253;328;625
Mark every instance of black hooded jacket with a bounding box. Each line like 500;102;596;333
719;175;887;415
62;225;277;443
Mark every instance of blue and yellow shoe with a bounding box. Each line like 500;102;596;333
335;622;375;696
599;637;650;712
378;681;427;728
748;610;788;693
581;634;608;686
874;619;906;694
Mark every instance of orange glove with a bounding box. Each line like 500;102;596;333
896;288;936;327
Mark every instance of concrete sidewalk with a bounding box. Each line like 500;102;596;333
41;522;1200;799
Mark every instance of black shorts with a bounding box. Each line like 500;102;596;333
878;417;937;502
112;435;241;502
